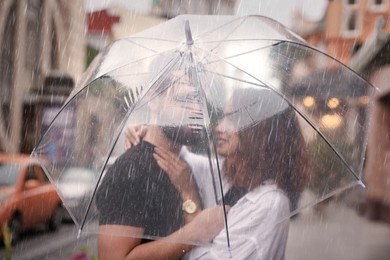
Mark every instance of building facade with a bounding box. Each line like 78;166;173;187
0;0;86;153
151;0;236;18
293;0;390;223
296;0;390;64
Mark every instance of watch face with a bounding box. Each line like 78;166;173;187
183;200;197;214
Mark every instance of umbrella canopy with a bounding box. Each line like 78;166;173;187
32;15;376;249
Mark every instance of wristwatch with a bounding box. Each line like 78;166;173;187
182;199;197;214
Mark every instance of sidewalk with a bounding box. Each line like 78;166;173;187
286;188;390;260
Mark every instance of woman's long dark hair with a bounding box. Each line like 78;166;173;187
223;106;309;208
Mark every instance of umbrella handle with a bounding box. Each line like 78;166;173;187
185;20;194;45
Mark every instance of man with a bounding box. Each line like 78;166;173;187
96;69;224;259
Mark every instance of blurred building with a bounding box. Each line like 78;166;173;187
86;9;120;60
109;8;166;40
86;8;166;49
292;0;390;223
0;0;86;153
85;0;238;63
151;0;236;18
293;0;390;64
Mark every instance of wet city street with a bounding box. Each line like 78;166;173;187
1;187;389;260
1;1;390;259
286;188;390;260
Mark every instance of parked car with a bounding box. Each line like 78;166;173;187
0;153;63;243
57;167;96;222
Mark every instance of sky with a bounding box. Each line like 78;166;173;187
84;0;328;28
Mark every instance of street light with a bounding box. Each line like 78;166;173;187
327;97;340;109
359;95;370;106
321;113;342;129
303;96;316;108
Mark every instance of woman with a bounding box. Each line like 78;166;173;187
126;89;309;259
192;103;308;259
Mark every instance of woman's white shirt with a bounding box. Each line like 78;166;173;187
184;184;290;260
180;147;228;208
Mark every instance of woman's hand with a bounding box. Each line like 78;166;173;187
153;147;194;196
124;125;148;149
154;146;204;223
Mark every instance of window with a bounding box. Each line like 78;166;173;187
347;11;358;31
352;43;362;55
0;3;17;129
36;165;49;182
368;0;388;11
25;0;42;86
50;20;59;70
342;1;362;37
0;163;20;186
26;165;38;181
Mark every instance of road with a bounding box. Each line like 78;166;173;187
0;223;97;260
1;187;389;259
286;188;390;260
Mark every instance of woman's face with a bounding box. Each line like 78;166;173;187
215;117;240;157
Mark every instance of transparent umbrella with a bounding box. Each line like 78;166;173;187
32;15;376;253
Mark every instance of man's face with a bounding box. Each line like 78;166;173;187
160;72;202;121
151;71;206;145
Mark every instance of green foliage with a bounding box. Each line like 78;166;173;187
86;46;99;68
2;222;12;260
70;246;97;260
307;136;354;197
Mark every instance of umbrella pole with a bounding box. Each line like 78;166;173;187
185;20;194;46
206;143;232;253
185;51;231;251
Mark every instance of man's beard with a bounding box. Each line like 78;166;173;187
161;125;206;146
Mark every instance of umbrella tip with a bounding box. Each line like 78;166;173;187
358;180;366;188
184;20;194;46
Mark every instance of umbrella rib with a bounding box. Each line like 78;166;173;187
134;56;192;110
202;69;268;88
193;16;247;44
206;17;248;53
123;37;179;53
279;180;362;225
124;36;180;44
194;41;282;66
198;39;377;97
269;175;359;243
75;48;181;98
78;56;183;232
196;38;284;44
93;47;180;80
32;96;80;149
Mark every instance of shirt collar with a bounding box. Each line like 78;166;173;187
245;183;280;203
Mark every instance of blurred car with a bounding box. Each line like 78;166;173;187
0;153;63;243
57;167;96;222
